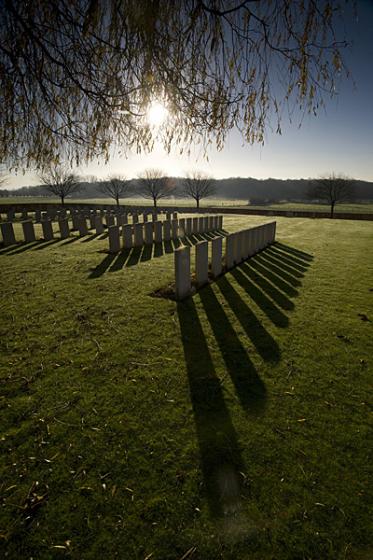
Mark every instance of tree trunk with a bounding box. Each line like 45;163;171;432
61;195;65;206
330;201;335;218
153;198;157;208
116;196;119;207
196;198;200;209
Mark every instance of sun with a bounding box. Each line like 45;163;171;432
147;101;169;127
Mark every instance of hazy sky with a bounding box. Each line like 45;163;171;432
6;0;373;188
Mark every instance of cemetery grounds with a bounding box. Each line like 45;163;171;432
0;214;372;560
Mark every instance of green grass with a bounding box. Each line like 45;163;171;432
1;216;372;559
1;196;373;213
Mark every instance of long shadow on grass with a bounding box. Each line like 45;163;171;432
1;235;86;255
178;298;248;519
215;276;280;363
89;253;117;278
81;232;101;243
199;285;267;412
268;244;313;271
240;261;295;311
275;241;314;262
3;241;40;255
248;258;299;297
266;248;309;273
228;243;313;327
231;267;289;328
0;242;25;255
94;233;226;275
257;252;304;282
32;239;62;251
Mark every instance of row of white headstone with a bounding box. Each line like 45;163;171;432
174;221;276;299
0;219;73;245
0;214;110;246
0;213;224;247
107;215;224;253
1;207;176;225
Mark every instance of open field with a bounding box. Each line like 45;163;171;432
1;216;372;559
1;197;373;214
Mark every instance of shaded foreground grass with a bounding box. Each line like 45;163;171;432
0;216;372;559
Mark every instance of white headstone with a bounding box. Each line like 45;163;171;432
211;237;223;278
133;223;144;247
154;221;162;243
144;222;153;245
59;219;70;239
105;214;115;227
41;220;54;241
78;217;88;237
163;221;171;241
94;215;104;234
108;225;121;253
175;246;191;300
22;220;36;243
123;224;133;248
186;217;192;235
171;220;179;240
195;241;209;286
1;222;16;246
225;234;235;270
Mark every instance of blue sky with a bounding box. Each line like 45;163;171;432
7;0;373;188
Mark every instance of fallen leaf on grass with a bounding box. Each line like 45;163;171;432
179;547;197;560
336;334;352;343
358;313;370;322
79;486;93;493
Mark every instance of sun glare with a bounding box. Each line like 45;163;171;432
147;101;168;127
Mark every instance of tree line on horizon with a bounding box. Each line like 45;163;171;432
1;170;373;208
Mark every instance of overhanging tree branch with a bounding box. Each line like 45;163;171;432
0;0;354;169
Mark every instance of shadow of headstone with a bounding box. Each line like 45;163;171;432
177;298;248;520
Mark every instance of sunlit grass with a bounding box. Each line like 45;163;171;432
1;196;373;213
1;216;372;559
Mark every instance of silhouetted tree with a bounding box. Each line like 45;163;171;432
0;1;353;169
0;163;8;187
308;174;355;217
183;171;215;208
99;176;131;206
137;169;174;208
39;166;80;205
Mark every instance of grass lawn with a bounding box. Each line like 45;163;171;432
1;216;372;559
1;196;373;213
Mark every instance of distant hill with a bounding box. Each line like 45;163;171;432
1;177;373;202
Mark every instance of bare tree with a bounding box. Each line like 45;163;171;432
308;173;355;218
0;1;353;169
0;170;9;198
39;166;80;205
0;174;8;189
183;171;216;209
137;169;174;209
99;176;132;207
